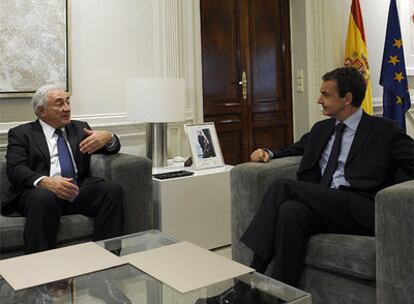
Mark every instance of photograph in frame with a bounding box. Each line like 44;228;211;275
184;123;225;170
0;0;70;98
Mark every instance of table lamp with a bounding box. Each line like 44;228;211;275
127;78;186;167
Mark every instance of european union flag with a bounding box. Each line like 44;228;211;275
380;0;411;132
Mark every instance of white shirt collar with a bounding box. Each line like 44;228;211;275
39;119;65;139
337;108;363;132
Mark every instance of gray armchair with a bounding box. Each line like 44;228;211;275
231;157;414;304
0;153;153;259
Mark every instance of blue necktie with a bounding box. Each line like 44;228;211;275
320;123;346;187
55;129;77;183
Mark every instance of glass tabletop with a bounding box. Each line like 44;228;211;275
0;230;312;303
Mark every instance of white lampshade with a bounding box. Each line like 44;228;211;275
127;78;186;122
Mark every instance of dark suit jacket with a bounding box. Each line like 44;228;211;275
1;119;121;214
270;112;414;227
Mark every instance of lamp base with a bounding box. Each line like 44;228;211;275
146;123;168;168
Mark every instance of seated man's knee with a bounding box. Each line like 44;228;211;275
31;188;57;203
269;178;295;190
265;178;296;198
279;200;308;221
101;181;124;200
26;189;61;214
107;181;123;194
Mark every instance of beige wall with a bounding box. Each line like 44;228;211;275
0;0;154;151
0;0;202;157
0;0;154;122
1;0;413;152
290;0;414;140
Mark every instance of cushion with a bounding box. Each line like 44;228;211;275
0;158;10;201
305;233;375;280
0;214;94;253
300;266;376;304
1;155;94;255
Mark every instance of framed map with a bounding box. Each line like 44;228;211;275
0;0;70;98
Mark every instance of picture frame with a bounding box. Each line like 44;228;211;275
0;0;70;98
184;122;225;170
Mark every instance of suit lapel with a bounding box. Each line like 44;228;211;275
65;123;80;166
314;119;336;162
33;120;51;167
346;112;373;163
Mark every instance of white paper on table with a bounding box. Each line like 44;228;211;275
0;242;126;290
122;241;254;293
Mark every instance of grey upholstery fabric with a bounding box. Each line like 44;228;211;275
1;214;93;252
90;154;153;235
305;234;375;280
300;267;376;304
231;157;301;267
231;156;414;304
376;180;414;304
0;153;153;259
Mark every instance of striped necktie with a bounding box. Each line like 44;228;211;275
55;129;77;183
320;123;346;187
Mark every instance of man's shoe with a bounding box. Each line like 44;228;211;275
195;281;262;304
46;279;72;298
104;239;123;256
89;278;132;304
194;286;236;304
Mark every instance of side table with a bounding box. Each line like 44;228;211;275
152;165;232;249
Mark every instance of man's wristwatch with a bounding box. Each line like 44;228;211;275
105;133;117;149
263;148;273;159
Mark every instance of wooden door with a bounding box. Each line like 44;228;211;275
200;0;293;164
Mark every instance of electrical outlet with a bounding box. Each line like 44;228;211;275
296;69;304;93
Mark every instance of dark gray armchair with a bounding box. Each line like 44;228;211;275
0;153;153;259
231;156;414;304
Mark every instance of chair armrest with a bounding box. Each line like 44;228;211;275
90;153;153;235
376;180;414;304
231;156;301;265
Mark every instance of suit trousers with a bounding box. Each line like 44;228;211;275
241;178;374;286
17;179;124;253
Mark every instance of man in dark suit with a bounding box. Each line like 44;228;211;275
197;129;216;158
2;85;124;254
243;67;414;288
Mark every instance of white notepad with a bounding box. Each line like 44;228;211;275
122;241;254;293
0;242;126;290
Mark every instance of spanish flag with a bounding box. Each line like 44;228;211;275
344;0;373;115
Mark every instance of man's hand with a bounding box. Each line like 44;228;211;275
250;148;270;163
79;128;112;154
38;176;79;201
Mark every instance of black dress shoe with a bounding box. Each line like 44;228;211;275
195;281;263;304
104;239;122;256
194;286;236;304
46;279;72;298
89;278;132;304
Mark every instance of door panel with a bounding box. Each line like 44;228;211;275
250;0;279;99
201;0;247;165
216;128;242;166
252;126;288;152
201;0;240;100
201;0;292;164
249;0;292;153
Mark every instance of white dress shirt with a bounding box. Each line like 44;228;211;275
319;108;363;188
33;120;78;186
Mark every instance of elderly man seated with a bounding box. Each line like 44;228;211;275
2;85;124;254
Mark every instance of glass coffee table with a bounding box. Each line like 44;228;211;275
0;230;312;303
